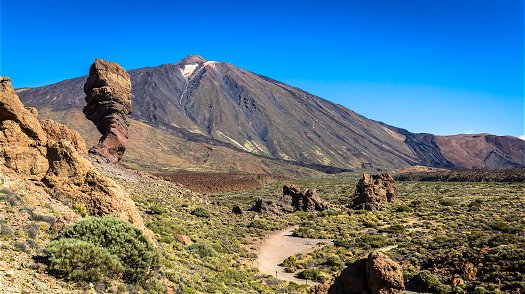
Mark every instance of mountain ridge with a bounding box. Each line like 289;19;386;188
17;55;525;170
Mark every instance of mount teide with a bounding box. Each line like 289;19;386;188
18;55;525;170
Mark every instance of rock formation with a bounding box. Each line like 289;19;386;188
282;184;329;212
83;59;132;163
0;76;145;230
366;251;405;293
249;198;294;216
250;184;328;215
350;173;397;211
317;251;404;294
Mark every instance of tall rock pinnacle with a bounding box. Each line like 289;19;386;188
83;59;132;163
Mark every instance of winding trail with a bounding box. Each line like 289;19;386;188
257;226;333;285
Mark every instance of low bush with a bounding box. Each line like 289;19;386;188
297;268;320;280
46;216;158;282
187;242;219;258
44;238;123;281
191;207;210;218
411;270;451;294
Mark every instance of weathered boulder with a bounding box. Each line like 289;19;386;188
250;184;329;216
0;120;49;178
0;77;47;144
283;184;329;212
328;258;370;294
40;119;87;154
0;77;49;178
232;205;243;215
174;234;193;246
249;198;294;216
350;173;397;211
83;59;132;163
42;140;145;227
326;251;404;294
366;251;404;294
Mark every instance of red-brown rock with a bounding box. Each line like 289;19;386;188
350;173;397;211
83;59;132;163
366;251;404;294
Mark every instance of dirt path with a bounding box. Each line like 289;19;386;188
257;226;333;285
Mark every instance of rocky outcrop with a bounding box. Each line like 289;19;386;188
320;251;404;294
250;184;329;216
0;77;49;178
0;77;47;144
249;198;294;216
282;184;329;212
83;59;132;163
366;251;405;293
40;119;87;154
350;173;397;211
0;76;145;230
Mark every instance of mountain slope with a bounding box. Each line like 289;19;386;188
17;55;525;170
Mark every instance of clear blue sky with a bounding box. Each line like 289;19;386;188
1;0;523;137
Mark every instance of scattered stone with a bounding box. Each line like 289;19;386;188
232;205;243;215
350;173;397;211
83;59;132;163
174;234;193;246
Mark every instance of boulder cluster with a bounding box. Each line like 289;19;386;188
83;58;132;163
249;184;329;216
0;72;143;229
350;173;397;211
316;251;405;294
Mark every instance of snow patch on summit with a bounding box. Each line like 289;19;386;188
181;63;199;78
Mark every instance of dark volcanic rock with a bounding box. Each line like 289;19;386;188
250;184;329;216
249;198;294;216
232;205;243;215
283;184;329;212
83;59;132;163
350;173;397;211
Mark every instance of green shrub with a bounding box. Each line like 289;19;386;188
50;216;158;282
395;205;411;212
187;242;219;258
149;204;165;215
412;270;451;293
44;238;123;281
191;207;210;218
379;224;405;234
297;268;320;280
318;209;340;217
249;219;270;230
439;198;458;206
